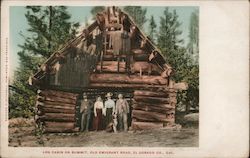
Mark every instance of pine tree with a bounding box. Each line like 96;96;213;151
123;6;147;30
187;10;199;65
148;15;157;43
9;6;79;118
157;7;183;68
157;7;199;113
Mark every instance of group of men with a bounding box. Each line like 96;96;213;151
79;92;130;133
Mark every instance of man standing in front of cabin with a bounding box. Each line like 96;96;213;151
116;93;129;132
80;93;92;132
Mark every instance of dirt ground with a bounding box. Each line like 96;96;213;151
8;118;198;147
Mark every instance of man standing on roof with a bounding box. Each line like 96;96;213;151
121;13;132;74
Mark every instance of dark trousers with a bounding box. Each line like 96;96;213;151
81;112;91;131
118;113;128;131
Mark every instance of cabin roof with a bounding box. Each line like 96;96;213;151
32;6;171;81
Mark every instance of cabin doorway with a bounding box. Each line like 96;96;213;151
76;88;134;131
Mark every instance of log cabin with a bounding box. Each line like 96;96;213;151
30;6;188;133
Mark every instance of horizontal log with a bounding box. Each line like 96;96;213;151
133;101;176;108
101;54;127;60
89;84;177;93
38;95;76;104
39;113;75;122
40;107;75;114
132;104;174;113
131;121;163;130
132;110;168;122
162;64;173;77
131;62;161;75
102;54;149;62
174;82;188;90
96;61;161;74
134;90;168;98
44;127;79;133
96;65;125;73
134;53;149;61
131;49;146;54
44;121;75;129
132;49;148;57
37;103;76;110
98;61;125;67
39;90;78;100
43;100;75;107
96;61;126;72
103;54;115;61
90;74;168;85
134;96;174;104
89;83;165;89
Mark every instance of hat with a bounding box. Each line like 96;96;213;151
118;93;123;98
83;92;87;96
106;92;113;97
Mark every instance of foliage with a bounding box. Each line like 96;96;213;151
157;7;199;112
187;10;199;65
123;6;147;30
157;8;183;55
9;6;79;118
148;15;157;43
90;6;105;18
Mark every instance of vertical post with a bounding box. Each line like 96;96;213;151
48;6;52;54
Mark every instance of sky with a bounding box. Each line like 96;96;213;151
9;6;198;79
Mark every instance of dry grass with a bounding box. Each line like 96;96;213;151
8;118;198;147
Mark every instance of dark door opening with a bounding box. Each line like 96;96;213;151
76;88;134;131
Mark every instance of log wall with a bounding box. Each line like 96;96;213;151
48;51;93;88
90;45;178;131
131;89;176;130
35;89;79;133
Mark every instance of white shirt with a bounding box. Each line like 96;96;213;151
104;99;115;116
105;99;115;109
94;101;104;116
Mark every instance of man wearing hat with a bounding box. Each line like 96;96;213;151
116;93;129;131
80;93;93;131
104;92;115;129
